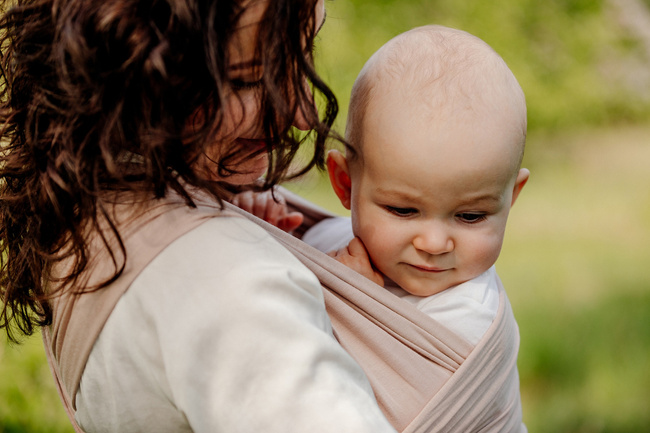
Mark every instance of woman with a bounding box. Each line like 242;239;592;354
0;0;396;431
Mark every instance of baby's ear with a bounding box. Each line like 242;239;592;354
510;168;530;207
327;149;352;210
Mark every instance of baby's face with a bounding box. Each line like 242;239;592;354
347;90;527;296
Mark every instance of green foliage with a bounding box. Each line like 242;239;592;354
0;336;72;432
497;126;650;432
516;292;650;433
316;0;650;134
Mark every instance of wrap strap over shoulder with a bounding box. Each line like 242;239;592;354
43;188;525;433
43;194;232;432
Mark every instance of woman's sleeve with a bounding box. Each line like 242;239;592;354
130;217;396;432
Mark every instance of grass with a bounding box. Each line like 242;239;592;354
2;126;650;432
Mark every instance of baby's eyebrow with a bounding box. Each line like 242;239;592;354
456;194;503;207
374;188;420;202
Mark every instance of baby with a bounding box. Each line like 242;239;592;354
231;25;529;429
302;24;529;346
233;24;529;347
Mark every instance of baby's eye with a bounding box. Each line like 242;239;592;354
386;206;417;217
231;79;264;91
457;213;487;223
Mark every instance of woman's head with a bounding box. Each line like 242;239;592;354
2;0;331;187
198;0;328;185
0;0;335;340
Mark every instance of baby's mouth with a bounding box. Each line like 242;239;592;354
408;264;449;273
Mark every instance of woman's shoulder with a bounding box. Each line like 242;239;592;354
136;213;323;305
174;213;308;268
76;215;331;431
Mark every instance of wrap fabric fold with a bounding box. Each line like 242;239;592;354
43;188;525;432
272;189;526;433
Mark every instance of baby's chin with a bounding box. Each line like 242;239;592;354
392;274;476;297
401;285;451;297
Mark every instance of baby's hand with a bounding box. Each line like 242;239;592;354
329;237;384;286
231;190;304;233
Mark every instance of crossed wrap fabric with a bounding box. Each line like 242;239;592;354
43;188;526;432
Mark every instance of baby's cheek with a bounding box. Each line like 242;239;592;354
364;234;399;270
466;233;503;273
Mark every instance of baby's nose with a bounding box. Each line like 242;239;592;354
412;227;454;255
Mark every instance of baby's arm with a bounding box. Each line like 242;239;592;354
231;190;304;233
329;237;384;287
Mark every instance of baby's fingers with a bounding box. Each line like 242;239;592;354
278;212;304;233
252;191;276;225
346;237;372;260
231;191;254;212
331;238;384;286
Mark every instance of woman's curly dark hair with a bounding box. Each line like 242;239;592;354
0;0;338;342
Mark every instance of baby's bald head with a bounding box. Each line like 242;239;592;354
345;25;527;178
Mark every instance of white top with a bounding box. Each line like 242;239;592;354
303;217;499;346
75;216;395;433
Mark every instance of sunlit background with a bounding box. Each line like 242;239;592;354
2;0;649;431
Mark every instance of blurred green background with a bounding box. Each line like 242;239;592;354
2;0;650;431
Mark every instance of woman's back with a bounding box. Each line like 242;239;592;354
70;206;388;432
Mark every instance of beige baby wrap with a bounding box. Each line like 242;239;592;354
43;188;525;432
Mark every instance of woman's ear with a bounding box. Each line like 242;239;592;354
327;149;352;210
511;168;530;207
